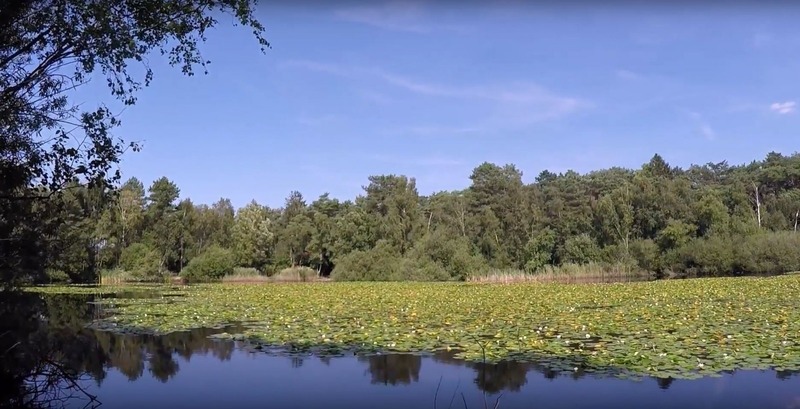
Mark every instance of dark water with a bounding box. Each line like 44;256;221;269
2;292;798;409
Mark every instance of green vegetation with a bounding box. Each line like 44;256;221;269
468;262;651;284
1;0;268;289
31;274;800;380
181;245;236;282
8;152;800;286
272;266;323;282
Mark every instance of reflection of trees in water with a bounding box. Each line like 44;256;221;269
777;369;800;380
471;361;529;394
432;352;530;393
656;377;675;390
1;292;236;407
359;354;422;385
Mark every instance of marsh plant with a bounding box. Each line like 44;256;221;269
31;274;800;381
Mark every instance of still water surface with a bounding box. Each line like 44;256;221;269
4;293;799;409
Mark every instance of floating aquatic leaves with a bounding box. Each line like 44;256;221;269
27;275;800;379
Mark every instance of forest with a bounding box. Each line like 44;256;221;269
10;151;800;284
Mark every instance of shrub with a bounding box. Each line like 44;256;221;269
180;245;236;282
558;234;602;265
332;240;402;281
736;231;800;275
45;268;70;283
628;239;661;272
394;256;450;281
119;243;161;279
665;231;800;277
404;231;487;280
523;228;557;273
666;235;735;277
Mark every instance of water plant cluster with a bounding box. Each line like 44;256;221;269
30;274;800;380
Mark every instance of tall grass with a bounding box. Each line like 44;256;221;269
467;262;653;284
99;268;170;284
271;266;323;282
221;267;270;283
99;268;137;284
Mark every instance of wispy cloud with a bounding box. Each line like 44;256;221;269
281;59;590;131
380;72;581;107
282;60;591;120
688;111;716;140
699;124;716;140
770;101;796;115
333;2;467;34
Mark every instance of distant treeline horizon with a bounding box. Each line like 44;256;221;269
11;150;800;284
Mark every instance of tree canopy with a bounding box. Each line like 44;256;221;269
23;151;800;284
1;0;269;287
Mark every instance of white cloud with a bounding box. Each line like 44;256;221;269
770;101;796;115
700;124;716;140
687;111;715;141
379;72;581;107
282;59;589;124
333;2;467;34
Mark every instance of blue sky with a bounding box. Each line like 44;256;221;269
78;1;800;209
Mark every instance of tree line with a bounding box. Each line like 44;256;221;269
18;151;800;283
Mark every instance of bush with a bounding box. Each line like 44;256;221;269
628;239;661;272
523;228;557;273
45;268;70;283
332;240;402;281
558;234;602;265
665;231;800;277
405;231;487;280
119;243;161;279
736;231;800;275
180;245;236;282
395;256;450;281
667;235;736;277
333;235;487;282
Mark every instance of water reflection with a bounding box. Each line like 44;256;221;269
360;354;422;385
2;291;799;409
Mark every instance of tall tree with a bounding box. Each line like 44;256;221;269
144;177;180;271
232;200;274;269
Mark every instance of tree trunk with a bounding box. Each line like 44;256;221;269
753;183;762;228
794;209;799;232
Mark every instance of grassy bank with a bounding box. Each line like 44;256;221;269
30;274;800;380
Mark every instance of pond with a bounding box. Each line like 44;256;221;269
2;291;799;409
